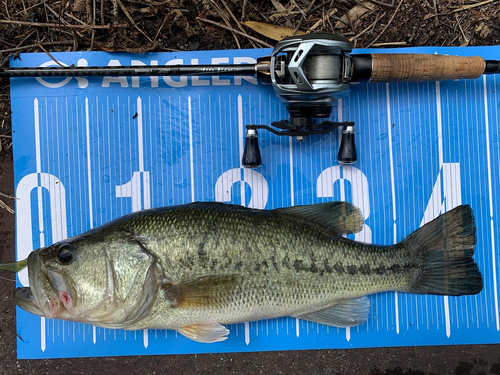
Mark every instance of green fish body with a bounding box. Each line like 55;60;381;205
15;202;482;343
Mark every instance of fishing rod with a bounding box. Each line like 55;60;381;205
2;33;500;167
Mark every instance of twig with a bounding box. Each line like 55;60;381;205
327;12;334;33
432;0;438;26
425;0;496;19
0;198;14;214
220;0;257;48
112;0;118;23
44;3;87;42
154;14;166;42
372;41;407;47
209;0;240;49
452;0;495;13
14;0;48;15
291;0;307;18
101;0;104;25
455;13;469;46
3;0;10;19
86;0;92;23
0;40;74;54
0;19;127;29
309;8;338;31
63;11;89;25
37;44;65;67
447;35;459;46
310;0;332;14
366;0;395;8
12;29;36;51
0;318;24;342
241;0;248;21
21;0;28;17
44;4;85;49
59;0;68;21
196;17;273;47
349;12;385;42
0;188;16;197
367;0;403;48
90;0;96;50
44;3;69;24
292;0;317;35
115;0;154;43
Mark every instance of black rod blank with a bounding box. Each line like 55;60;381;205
0;64;260;78
485;60;500;74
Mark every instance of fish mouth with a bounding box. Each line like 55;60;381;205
14;251;65;319
14;287;43;316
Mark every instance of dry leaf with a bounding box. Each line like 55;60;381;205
479;24;491;38
166;9;195;37
271;0;286;12
243;21;307;41
475;23;485;33
72;0;85;12
335;2;376;29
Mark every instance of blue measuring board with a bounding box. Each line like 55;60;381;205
10;46;500;359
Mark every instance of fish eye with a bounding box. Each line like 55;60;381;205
56;243;75;264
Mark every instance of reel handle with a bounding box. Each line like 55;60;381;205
352;54;486;83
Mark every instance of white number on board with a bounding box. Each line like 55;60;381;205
16;173;67;287
317;165;372;242
215;168;268;209
116;171;151;212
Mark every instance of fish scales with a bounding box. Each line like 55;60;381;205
117;204;414;329
14;202;482;343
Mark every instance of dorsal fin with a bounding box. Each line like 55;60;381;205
273;202;364;234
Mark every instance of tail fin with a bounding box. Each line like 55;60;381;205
402;205;483;296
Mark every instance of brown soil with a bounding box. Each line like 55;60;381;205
1;1;500;373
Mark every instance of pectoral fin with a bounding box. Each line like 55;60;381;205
163;275;241;308
273;202;364;234
178;323;229;343
294;296;370;327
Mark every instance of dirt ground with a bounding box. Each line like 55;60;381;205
1;0;500;374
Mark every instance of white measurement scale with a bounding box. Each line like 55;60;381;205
10;46;500;358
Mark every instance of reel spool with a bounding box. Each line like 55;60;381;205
243;33;357;168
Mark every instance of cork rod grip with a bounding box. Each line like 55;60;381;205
370;54;485;82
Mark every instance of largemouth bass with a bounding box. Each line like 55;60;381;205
14;202;482;343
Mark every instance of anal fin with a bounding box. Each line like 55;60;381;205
177;323;229;343
293;296;370;327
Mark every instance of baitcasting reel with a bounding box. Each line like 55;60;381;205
243;33;359;168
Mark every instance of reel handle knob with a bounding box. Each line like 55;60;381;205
242;127;262;168
337;126;357;165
